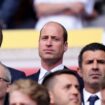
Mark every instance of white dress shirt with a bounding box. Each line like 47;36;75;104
83;88;101;105
38;64;64;84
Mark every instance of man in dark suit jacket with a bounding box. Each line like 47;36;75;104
27;21;72;83
0;25;26;83
78;43;105;105
7;67;26;83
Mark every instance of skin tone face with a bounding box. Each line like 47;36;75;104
9;91;37;105
0;69;9;99
50;74;81;105
39;22;68;65
79;50;105;93
101;89;105;105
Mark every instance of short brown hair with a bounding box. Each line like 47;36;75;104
9;79;50;105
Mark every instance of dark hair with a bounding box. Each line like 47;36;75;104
78;42;105;68
40;21;68;42
0;25;3;46
42;69;83;91
59;23;68;42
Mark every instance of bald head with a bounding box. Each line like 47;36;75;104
40;21;68;42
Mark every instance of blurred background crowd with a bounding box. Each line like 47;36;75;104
0;0;105;30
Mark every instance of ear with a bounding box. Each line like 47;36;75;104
77;67;83;78
6;84;11;93
64;42;68;52
49;91;55;104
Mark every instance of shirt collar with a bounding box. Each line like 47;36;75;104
83;88;101;103
39;64;64;81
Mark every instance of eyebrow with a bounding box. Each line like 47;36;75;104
0;77;9;82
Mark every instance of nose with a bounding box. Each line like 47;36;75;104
46;38;52;46
92;60;98;70
71;86;79;95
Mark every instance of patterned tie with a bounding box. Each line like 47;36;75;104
39;71;50;84
88;95;99;105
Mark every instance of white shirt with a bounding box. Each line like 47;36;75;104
38;64;64;84
34;0;95;30
83;88;101;105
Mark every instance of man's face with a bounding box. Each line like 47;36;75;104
101;89;105;105
0;70;9;98
9;91;37;105
39;23;68;62
80;50;105;88
50;74;81;105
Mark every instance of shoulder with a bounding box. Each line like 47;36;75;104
7;66;25;74
6;66;26;83
27;70;40;81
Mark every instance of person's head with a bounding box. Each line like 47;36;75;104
100;76;105;105
0;26;3;47
78;42;105;93
42;69;82;105
39;21;68;66
9;79;50;105
0;63;11;100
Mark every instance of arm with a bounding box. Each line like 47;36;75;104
83;0;97;21
34;2;85;17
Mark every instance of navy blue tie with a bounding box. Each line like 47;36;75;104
88;95;99;105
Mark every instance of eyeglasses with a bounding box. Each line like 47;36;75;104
0;77;9;82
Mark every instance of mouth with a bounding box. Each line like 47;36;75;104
44;49;54;53
90;73;101;78
70;98;79;103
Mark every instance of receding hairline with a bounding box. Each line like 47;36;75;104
39;21;68;42
43;73;79;91
41;21;65;32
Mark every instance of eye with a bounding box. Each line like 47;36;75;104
65;84;71;89
97;60;105;64
52;36;60;41
41;36;48;40
75;85;80;91
86;60;93;64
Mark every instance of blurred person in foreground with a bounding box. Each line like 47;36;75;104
9;79;50;105
42;69;82;105
0;63;11;105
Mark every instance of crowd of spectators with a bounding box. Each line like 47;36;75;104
0;0;37;29
0;0;105;30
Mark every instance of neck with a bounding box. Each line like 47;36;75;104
41;59;63;71
84;84;100;94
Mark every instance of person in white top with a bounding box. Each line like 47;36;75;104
34;0;95;30
78;42;105;105
27;21;69;83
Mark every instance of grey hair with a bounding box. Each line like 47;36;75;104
0;62;11;83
